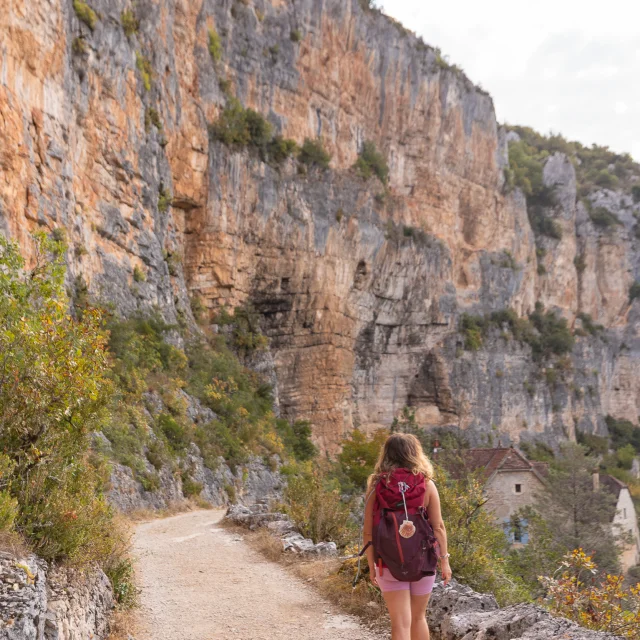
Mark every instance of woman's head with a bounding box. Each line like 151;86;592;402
370;432;434;484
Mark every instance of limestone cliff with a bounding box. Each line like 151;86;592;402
1;0;639;451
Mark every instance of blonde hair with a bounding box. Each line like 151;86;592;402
367;432;434;491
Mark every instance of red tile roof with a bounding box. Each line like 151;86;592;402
437;447;548;483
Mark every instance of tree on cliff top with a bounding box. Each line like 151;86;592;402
0;233;121;566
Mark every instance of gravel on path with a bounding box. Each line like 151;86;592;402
133;509;380;640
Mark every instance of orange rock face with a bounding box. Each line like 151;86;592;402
1;0;638;451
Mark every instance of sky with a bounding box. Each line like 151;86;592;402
379;0;640;160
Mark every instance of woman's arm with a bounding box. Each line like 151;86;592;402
426;480;452;585
363;486;377;584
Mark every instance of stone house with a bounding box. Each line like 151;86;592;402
440;447;549;544
598;474;640;573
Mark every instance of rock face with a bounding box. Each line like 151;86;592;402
428;580;621;640
109;448;283;512
225;503;338;556
2;0;639;451
0;553;113;640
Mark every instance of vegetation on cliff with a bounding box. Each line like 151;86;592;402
507;125;640;199
460;304;575;362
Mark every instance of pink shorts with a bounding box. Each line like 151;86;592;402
374;565;435;596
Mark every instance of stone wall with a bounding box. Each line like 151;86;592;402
485;470;544;521
0;553;112;640
428;580;622;640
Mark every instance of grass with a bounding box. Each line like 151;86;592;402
157;186;172;212
121;10;138;36
290;29;302;42
73;0;98;30
135;52;152;91
208;28;222;62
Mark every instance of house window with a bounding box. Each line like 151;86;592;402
515;484;522;494
513;521;523;543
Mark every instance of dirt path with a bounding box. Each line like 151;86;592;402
132;510;380;640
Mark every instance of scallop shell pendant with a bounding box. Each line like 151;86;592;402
399;520;416;538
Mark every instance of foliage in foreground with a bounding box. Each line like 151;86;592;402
541;549;640;639
282;463;356;548
0;234;122;566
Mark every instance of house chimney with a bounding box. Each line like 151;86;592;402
592;472;600;492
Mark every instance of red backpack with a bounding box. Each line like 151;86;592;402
367;468;438;582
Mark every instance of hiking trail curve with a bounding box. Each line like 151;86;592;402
132;509;380;640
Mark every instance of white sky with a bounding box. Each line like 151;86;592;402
379;0;640;160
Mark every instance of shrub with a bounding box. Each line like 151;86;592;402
276;419;317;462
632;185;640;203
290;29;301;42
73;0;97;30
145;107;162;132
577;312;603;336
540;549;640;638
157;413;189;452
299;138;331;169
283;467;356;547
72;37;87;55
208;28;222;62
266;136;298;164
574;253;586;273
133;265;146;282
135;52;152;91
158;185;172;212
121;10;138;36
354;141;389;184
594;169;619;189
182;474;203;497
460;313;485;351
590;207;621;229
0;234;123;565
245;108;273;147
630;281;640;302
337;429;388;491
106;557;138;608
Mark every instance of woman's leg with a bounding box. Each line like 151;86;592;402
409;593;431;640
381;589;412;640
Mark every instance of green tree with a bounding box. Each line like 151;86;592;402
0;233;119;564
338;428;388;490
527;444;620;575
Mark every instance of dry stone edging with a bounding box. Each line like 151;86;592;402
225;503;338;557
0;552;113;640
428;580;622;640
227;505;622;639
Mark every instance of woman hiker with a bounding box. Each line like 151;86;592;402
362;433;452;640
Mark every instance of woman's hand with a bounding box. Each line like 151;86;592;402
439;558;452;585
368;564;378;586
